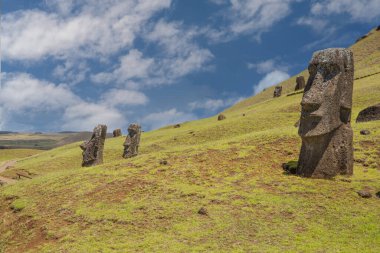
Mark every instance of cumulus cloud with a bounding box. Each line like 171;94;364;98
2;0;172;61
253;70;290;95
141;108;196;130
0;73;129;131
92;20;214;88
311;0;380;22
101;89;149;107
208;0;298;41
189;97;245;112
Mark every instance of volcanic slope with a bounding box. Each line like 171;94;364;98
0;28;379;252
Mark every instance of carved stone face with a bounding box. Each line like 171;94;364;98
127;124;140;137
299;48;353;138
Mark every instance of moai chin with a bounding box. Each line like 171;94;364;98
80;124;107;167
273;86;282;97
123;123;141;158
297;48;354;178
295;76;305;91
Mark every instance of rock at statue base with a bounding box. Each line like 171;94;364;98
80;124;107;167
360;129;370;135
113;128;122;137
123;123;141;158
174;124;181;128
356;104;380;122
218;114;226;121
273;86;282;97
297;48;354;178
295;76;305;91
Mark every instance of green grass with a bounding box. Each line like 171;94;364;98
0;29;379;253
0;149;42;163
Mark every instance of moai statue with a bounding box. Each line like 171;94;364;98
273;86;282;97
113;128;122;137
295;76;306;91
80;124;107;167
122;123;141;158
297;48;354;178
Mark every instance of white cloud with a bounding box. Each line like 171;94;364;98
0;73;128;131
248;58;289;74
101;89;149;107
2;0;172;61
310;0;380;22
189;97;245;112
0;73;78;112
253;70;290;95
141;108;196;130
91;49;154;85
62;102;126;131
92;20;213;88
207;0;298;41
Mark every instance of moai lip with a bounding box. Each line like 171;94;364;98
80;124;107;167
123;123;141;158
297;48;354;178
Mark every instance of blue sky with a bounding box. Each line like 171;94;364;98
1;0;379;132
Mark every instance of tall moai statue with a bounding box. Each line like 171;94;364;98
122;123;141;158
80;124;107;167
297;48;354;178
295;76;305;91
273;86;282;97
113;128;122;137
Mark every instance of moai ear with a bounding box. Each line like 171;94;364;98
340;106;351;124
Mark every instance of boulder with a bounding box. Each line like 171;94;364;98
356;104;380;122
218;114;226;121
360;130;371;135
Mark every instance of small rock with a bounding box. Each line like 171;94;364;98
198;207;208;216
174;124;181;128
354;158;364;164
242;113;246;116
357;190;372;198
217;114;226;121
360;130;371;135
282;161;298;175
159;160;168;165
376;191;380;198
340;178;351;183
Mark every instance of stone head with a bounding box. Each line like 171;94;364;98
127;123;141;137
299;48;353;138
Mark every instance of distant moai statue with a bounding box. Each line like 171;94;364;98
80;124;107;167
113;128;122;137
122;123;141;158
295;76;305;91
217;114;226;121
297;48;354;178
273;86;282;97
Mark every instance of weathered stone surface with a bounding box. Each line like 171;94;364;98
295;76;306;91
360;129;371;135
297;48;354;178
273;86;282;97
80;124;107;167
357;190;372;198
218;114;226;121
122;123;141;158
198;207;208;216
356;104;380;122
113;128;122;137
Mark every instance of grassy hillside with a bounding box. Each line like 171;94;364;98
0;29;379;252
0;132;111;150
